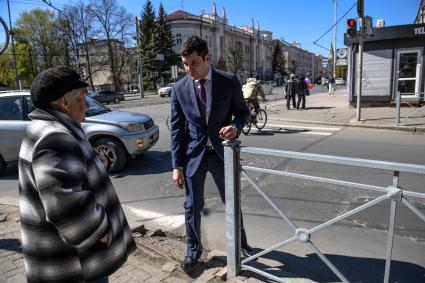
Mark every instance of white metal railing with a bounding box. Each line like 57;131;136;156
395;91;425;126
223;140;425;283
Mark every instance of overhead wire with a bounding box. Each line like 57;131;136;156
313;1;356;51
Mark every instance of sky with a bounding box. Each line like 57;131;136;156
0;0;421;57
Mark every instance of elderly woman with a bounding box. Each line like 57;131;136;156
18;66;136;283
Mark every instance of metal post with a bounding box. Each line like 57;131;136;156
134;17;144;98
356;16;364;121
333;0;337;78
384;171;399;283
7;0;21;89
223;140;242;278
395;91;401;126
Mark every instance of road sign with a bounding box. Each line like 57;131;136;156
364;16;374;37
336;48;348;59
336;48;348;66
171;65;178;79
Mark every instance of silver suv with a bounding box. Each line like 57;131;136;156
0;90;159;174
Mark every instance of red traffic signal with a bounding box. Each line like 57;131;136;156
347;18;357;37
347;18;357;27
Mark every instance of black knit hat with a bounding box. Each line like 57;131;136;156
30;66;89;107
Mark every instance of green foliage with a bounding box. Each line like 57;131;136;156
139;0;156;87
153;2;175;83
0;48;15;87
15;9;67;72
272;42;286;77
335;65;347;79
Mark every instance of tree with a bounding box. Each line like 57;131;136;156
153;2;175;85
272;42;286;79
226;42;244;74
139;0;156;89
217;57;227;71
90;0;132;92
60;1;101;90
0;48;15;87
14;9;66;73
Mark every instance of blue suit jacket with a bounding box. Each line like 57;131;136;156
171;68;249;177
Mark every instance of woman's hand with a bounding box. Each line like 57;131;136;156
93;147;108;169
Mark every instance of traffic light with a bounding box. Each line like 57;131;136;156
347;18;357;37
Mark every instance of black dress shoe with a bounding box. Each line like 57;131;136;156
241;245;257;260
180;256;198;273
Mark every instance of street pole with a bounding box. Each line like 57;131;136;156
134;17;144;98
356;0;364;121
333;0;337;78
7;0;21;90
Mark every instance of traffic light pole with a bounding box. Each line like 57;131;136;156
333;0;337;77
356;0;364;121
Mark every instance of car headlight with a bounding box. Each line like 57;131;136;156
118;122;145;132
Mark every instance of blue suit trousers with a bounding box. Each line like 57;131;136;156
184;150;248;260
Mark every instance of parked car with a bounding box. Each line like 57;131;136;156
0;90;159;175
158;83;175;97
335;78;346;86
89;90;124;104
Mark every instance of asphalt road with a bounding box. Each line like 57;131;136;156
1;89;424;282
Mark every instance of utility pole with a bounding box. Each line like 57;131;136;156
356;0;364;121
134;17;144;98
333;0;337;77
7;0;21;90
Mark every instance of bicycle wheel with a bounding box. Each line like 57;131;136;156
242;120;251;135
255;109;267;130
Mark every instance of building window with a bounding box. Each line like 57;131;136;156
176;33;182;44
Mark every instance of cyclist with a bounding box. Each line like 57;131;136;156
242;77;266;121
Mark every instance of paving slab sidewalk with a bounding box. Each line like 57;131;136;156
265;87;425;132
0;203;196;283
1;203;281;283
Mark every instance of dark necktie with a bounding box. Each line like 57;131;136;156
197;79;207;122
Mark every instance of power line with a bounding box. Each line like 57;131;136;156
313;1;356;51
0;0;135;22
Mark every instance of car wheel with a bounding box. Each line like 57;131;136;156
113;97;120;104
167;91;171;97
93;138;127;173
160;94;164;97
0;155;6;176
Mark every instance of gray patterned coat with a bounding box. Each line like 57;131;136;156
18;108;136;282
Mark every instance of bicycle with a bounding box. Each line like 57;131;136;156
242;100;267;135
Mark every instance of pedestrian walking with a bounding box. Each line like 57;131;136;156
296;75;307;110
329;75;336;95
18;66;136;283
285;74;297;110
170;36;252;273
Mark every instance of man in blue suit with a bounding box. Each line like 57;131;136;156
171;36;251;272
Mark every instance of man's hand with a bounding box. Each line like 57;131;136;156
219;125;237;140
173;168;184;189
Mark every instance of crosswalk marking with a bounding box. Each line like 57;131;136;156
261;128;332;136
124;205;185;229
267;123;341;131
